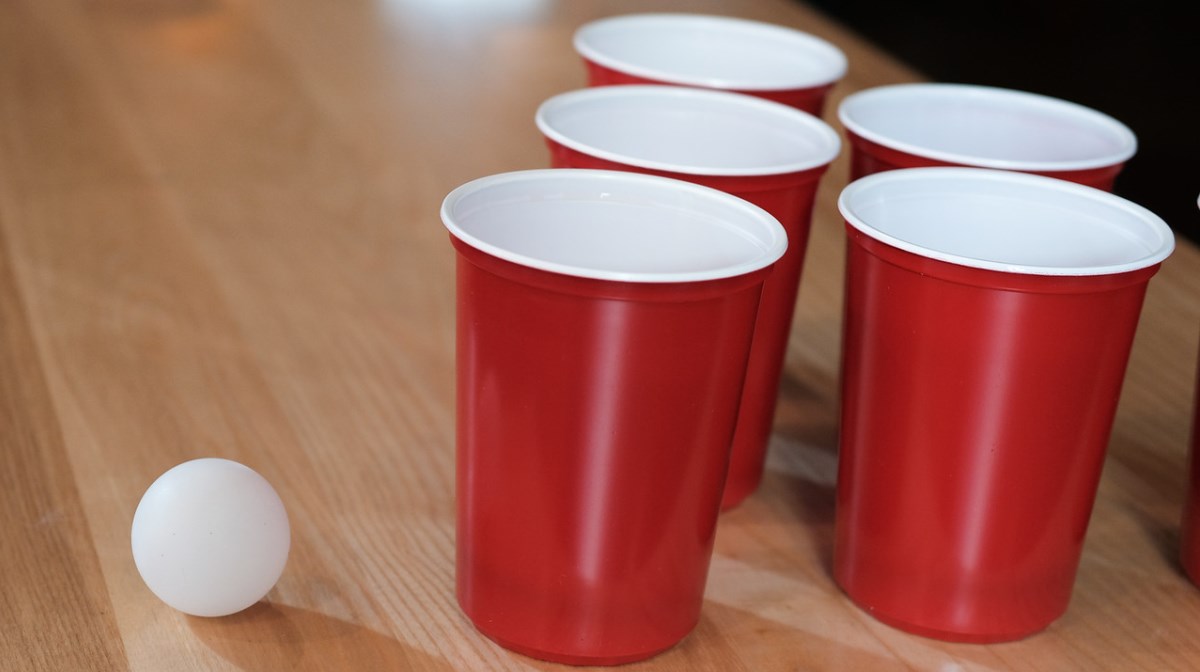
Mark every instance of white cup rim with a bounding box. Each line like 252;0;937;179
838;83;1138;172
838;167;1174;276
573;13;847;91
535;85;841;177
443;169;788;283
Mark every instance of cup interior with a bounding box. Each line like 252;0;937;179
536;86;840;176
443;170;787;283
574;13;846;91
838;168;1173;275
838;84;1137;172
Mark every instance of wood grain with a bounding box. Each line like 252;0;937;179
1;0;1198;670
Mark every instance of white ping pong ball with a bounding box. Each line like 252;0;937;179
131;458;291;617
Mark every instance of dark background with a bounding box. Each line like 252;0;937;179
806;0;1200;244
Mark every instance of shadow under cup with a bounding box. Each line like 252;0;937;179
838;83;1138;191
443;169;786;665
573;13;847;116
835;168;1174;642
536;86;841;510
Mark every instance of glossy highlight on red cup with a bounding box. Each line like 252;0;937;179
443;169;787;665
535;85;841;510
835;168;1174;642
838;83;1138;190
573;13;847;116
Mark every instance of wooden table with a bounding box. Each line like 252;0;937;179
3;0;1198;669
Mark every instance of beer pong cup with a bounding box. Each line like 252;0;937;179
835;168;1174;642
1180;195;1200;585
443;169;786;665
838;83;1138;190
536;86;841;510
573;13;847;115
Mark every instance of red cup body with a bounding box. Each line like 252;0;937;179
454;237;767;664
1180;342;1200;583
582;58;834;117
835;226;1159;642
545;140;828;510
845;129;1125;191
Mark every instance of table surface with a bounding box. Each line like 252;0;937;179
3;0;1198;670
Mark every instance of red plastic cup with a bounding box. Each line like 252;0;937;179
1180;196;1200;585
838;83;1138;190
443;169;786;665
535;85;841;510
573;13;847;116
835;167;1174;642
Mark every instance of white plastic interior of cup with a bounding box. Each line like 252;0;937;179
536;86;841;177
837;83;1137;172
442;169;788;283
573;13;847;91
838;168;1174;276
